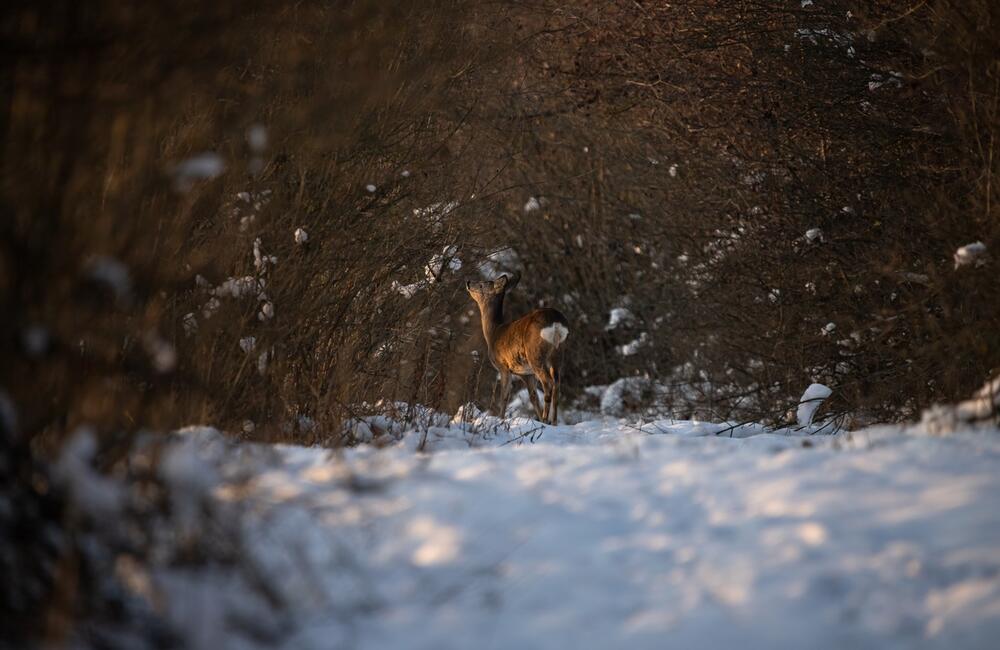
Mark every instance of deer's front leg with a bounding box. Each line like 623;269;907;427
497;369;513;419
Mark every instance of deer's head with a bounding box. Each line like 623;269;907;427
465;272;520;308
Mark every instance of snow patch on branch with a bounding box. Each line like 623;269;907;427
797;383;832;426
954;242;987;269
171;153;225;192
606;307;634;331
425;246;462;283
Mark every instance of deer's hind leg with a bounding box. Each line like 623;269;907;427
548;364;560;425
524;375;545;421
534;368;553;423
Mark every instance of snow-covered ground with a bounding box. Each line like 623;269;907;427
134;413;1000;650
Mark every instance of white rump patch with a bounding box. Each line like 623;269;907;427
540;323;569;347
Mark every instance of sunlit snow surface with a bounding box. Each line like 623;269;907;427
161;417;1000;649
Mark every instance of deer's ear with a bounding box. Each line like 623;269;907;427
465;280;472;291
494;275;509;290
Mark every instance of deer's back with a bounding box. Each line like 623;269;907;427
492;308;568;374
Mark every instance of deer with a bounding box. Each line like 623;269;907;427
465;272;569;424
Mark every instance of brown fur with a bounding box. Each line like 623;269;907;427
466;273;568;424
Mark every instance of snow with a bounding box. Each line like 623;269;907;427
123;412;1000;649
213;276;262;299
869;72;904;92
53;428;125;517
392;280;425;299
743;170;767;186
182;313;198;337
600;377;650;415
796;27;853;48
159;428;221;534
202;297;221;319
252;238;277;272
957;377;1000;421
366;184;377;193
200;239;275;320
246;124;268;151
899;271;931;286
294;227;309;245
805;227;823;243
797;382;833;426
524;196;541;212
424;246;462;282
954;242;987;269
143;333;177;373
921;376;1000;434
88;256;132;301
618;332;649;356
478;248;519;278
412;201;458;225
171;153;225;191
606;307;634;331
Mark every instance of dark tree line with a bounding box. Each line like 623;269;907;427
483;0;999;425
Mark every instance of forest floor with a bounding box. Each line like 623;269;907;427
134;412;1000;649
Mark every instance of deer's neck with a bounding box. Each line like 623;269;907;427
478;294;506;346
